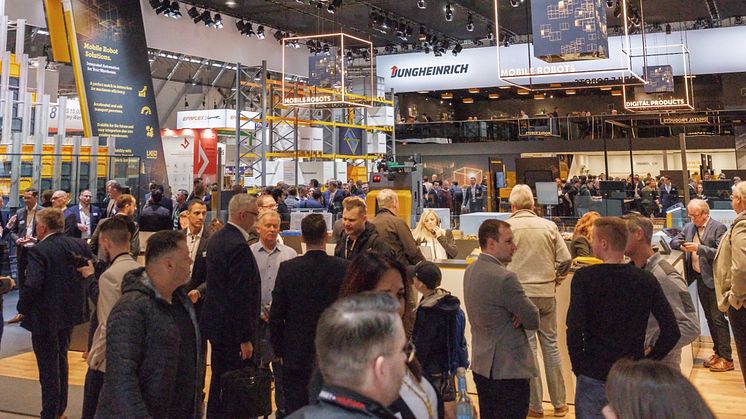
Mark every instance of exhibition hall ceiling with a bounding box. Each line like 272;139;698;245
185;0;746;47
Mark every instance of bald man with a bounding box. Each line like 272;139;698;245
50;190;79;238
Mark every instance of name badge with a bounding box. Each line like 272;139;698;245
92;213;99;216
202;251;207;257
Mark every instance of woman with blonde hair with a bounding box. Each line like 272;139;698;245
413;210;458;260
571;211;600;258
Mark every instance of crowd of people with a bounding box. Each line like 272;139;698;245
555;172;742;218
0;175;744;419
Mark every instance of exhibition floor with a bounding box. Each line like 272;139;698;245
0;290;743;419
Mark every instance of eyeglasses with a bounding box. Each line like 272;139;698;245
258;204;278;210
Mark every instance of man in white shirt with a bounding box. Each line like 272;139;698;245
250;210;297;418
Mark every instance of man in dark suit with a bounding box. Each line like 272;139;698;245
17;208;92;419
7;188;43;323
659;176;679;211
671;199;732;372
322;180;343;214
270;214;349;415
201;193;260;418
50;190;79;237
138;189;173;232
463;176;485;213
463;219;539;419
183;199;211;312
64;189;101;239
103;181;123;219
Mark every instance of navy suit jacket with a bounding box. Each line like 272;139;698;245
17;233;92;335
200;223;261;346
670;218;727;288
64;204;101;238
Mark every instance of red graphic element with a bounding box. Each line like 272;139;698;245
194;131;218;184
390;66;398;77
180;137;190;149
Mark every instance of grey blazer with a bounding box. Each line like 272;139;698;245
463;253;539;380
670;218;727;288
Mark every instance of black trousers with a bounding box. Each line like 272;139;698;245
729;306;746;386
473;373;530;419
81;369;105;419
17;246;29;290
206;342;242;419
32;327;72;419
697;277;733;360
283;367;313;416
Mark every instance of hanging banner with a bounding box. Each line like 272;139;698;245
59;0;166;188
338;127;364;156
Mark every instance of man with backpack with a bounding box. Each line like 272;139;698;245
411;261;468;405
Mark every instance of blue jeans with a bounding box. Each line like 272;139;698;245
574;375;607;419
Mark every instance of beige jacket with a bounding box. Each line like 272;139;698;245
507;210;572;297
88;254;142;372
714;211;746;311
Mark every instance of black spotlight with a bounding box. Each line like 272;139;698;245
213;14;223;29
606;0;614;7
665;23;672;34
257;25;266;39
346;50;353;64
452;43;463;56
242;22;255;37
149;0;161;8
168;2;181;19
417;0;426;9
487;25;495;40
187;6;199;19
466;14;474;31
445;3;453;21
510;0;519;7
327;0;341;14
155;0;170;15
274;30;285;42
236;20;245;32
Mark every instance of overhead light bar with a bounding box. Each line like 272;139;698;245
517;89;530;95
611;90;622;96
600;86;612;91
533;93;546;100
498;86;511;89
462;98;474;103
488;93;499;99
468;88;480;93
566;89;577;95
441;92;453;99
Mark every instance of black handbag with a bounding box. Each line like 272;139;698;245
219;360;274;418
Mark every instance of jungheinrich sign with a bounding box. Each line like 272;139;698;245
390;64;469;78
62;0;165;186
660;116;711;125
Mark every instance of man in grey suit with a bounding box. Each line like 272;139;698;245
464;219;539;419
671;199;731;371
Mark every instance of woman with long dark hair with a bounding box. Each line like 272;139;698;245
339;250;442;419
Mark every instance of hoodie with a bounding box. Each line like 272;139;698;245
412;288;462;375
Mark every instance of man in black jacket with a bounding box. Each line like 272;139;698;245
138;189;173;232
335;196;394;261
270;214;350;415
287;293;404;419
96;230;202;418
7;188;42;324
17;208;92;419
201;193;261;418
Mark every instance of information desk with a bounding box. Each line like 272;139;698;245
427;254;695;405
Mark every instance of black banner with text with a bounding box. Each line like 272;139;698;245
66;0;166;191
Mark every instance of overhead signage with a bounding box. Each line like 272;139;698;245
391;64;469;78
48;99;84;132
283;32;374;108
644;65;674;93
176;109;259;130
59;0;165;186
530;0;609;63
376;26;746;92
661;116;711;125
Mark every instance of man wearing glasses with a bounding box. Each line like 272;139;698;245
201;193;261;418
287;293;407;419
671;199;731;372
247;194;283;245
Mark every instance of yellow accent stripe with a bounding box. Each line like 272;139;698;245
62;4;92;138
43;0;71;63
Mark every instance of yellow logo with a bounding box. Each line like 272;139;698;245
140;106;152;115
147;150;158;158
145;126;154;138
138;86;148;97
